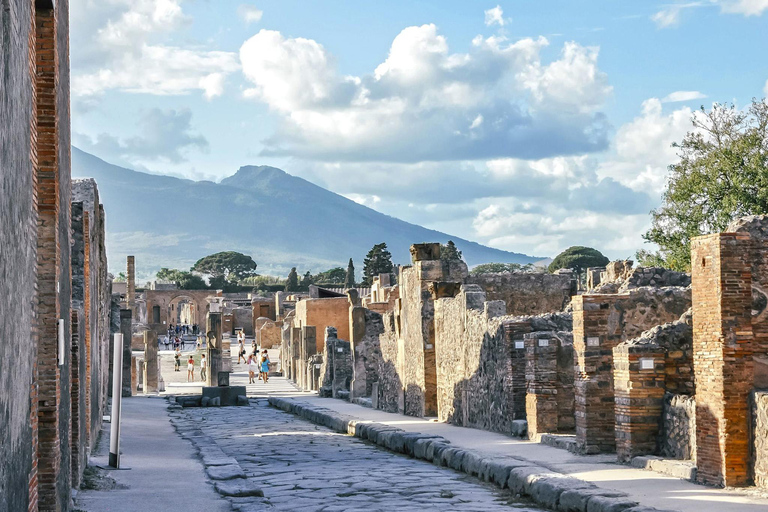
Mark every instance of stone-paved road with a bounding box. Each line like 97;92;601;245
182;399;545;512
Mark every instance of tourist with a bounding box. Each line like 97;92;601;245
260;350;270;383
247;354;258;384
251;339;258;356
174;347;181;372
200;353;207;382
186;355;194;382
238;338;246;364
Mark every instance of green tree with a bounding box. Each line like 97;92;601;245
345;258;356;288
285;267;299;292
301;271;314;290
314;267;346;285
113;272;127;283
643;100;768;271
191;251;258;283
362;243;394;286
155;268;207;289
440;241;463;262
548;246;609;283
469;262;535;275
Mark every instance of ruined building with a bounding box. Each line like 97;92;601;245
1;2;113;511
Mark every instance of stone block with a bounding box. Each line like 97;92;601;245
410;243;440;262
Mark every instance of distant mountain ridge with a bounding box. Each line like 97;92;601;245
71;148;540;280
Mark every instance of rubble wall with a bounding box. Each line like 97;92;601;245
662;393;696;460
753;391;768;489
376;312;403;413
466;272;574;316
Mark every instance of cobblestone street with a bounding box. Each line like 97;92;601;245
176;395;544;512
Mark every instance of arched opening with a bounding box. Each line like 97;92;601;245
168;295;199;329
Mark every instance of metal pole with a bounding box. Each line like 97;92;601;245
109;333;124;468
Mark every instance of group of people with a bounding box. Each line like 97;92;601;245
236;333;270;384
168;323;198;337
172;348;207;383
161;335;184;350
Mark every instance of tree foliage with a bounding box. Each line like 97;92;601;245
301;271;314;290
643;99;768;270
469;262;536;275
548;246;609;275
285;267;299;292
344;258;356;288
191;251;258;282
113;272;127;283
362;243;394;286
155;268;207;289
314;267;346;286
440;241;463;262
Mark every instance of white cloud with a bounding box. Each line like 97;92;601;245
71;0;238;99
484;5;506;26
239;26;613;162
718;0;768;15
238;4;263;24
662;90;707;103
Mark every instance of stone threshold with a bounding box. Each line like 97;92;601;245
268;396;670;512
631;456;697;482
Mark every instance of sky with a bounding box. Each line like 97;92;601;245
70;0;768;260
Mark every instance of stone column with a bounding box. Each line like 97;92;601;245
613;342;666;462
525;332;559;440
300;326;317;391
691;232;754;486
291;326;301;384
120;309;132;397
126;255;135;311
349;305;367;398
205;312;223;387
130;355;139;396
143;330;158;393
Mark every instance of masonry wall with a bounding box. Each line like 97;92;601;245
375;312;403;413
466;271;574;316
349;306;384;398
0;2;37;510
294;297;350;352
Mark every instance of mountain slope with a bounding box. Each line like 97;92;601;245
71;148;539;280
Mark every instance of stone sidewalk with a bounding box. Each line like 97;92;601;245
75;396;230;512
263;379;768;512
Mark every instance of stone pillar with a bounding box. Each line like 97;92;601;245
691;232;754;486
126;255;135;311
525;332;559;439
349;305;367;398
131;355;139;396
291;326;301;384
613;343;666;462
143;330;158;393
120;309;132;397
573;295;625;454
504;321;532;420
205;312;223;387
300;326;317;391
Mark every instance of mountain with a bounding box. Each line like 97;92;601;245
71;148;540;280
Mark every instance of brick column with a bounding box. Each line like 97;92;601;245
143;330;158;393
525;332;559;439
69;310;82;488
573;295;624;454
120;309;132;397
613;343;666;462
35;4;63;510
126;255;135;311
503;321;531;420
691;233;754;486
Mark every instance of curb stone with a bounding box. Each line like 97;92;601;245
267;396;678;512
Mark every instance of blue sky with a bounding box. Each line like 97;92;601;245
70;0;768;261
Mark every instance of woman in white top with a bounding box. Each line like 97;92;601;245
247;355;259;384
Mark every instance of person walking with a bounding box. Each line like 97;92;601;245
200;353;207;382
174;347;181;372
247;354;258;384
238;339;246;364
260;350;270;383
187;355;194;382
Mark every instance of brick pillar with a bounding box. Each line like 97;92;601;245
504;321;532;420
573;295;624;454
691;233;754;487
525;332;559;439
126;255;135;311
130;355;138;396
34;4;62;509
613;343;666;462
120;309;132;397
70;310;83;488
143;330;158;393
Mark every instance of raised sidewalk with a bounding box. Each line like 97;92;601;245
266;382;768;512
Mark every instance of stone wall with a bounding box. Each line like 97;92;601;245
294;297;350;352
349;306;384;398
233;306;253;336
662;393;696;460
319;327;353;398
375;312;403;413
753;391;768;489
466;271;574;316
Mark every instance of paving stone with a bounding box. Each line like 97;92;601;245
214;480;265;497
205;464;246;480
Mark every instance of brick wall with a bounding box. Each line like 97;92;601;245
525;331;574;439
691;233;754;487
